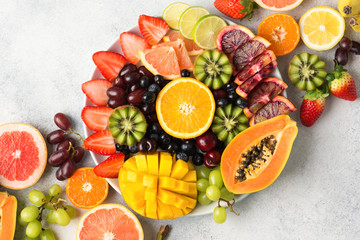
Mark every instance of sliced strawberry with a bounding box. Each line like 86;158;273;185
81;106;114;131
82;79;112;106
93;153;125;178
138;15;169;45
92;51;127;81
120;32;151;64
83;130;116;155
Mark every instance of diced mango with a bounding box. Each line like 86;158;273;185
187;161;194;171
182;170;196;182
119;169;128;182
174;180;190;194
170;160;188;180
158;176;176;189
147;153;159;175
159;152;173;176
123;183;145;201
182;207;193;215
136;205;146;216
157;200;174;219
126;170;143;184
124;156;137;171
183;183;197;198
135;154;148;173
143;174;158;188
146;199;157;219
158;189;177;205
145;187;157;201
170;205;184;218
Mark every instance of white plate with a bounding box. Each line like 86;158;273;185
83;19;285;216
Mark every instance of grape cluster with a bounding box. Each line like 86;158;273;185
46;113;85;180
335;37;360;66
19;184;76;239
212;81;248;109
196;166;236;224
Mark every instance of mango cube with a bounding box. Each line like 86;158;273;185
159;152;173;176
143;174;158;188
135;154;148;173
147;153;159;175
182;170;196;182
170;160;188;180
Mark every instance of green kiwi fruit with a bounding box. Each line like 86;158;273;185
193;50;232;89
211;104;249;144
108;105;147;146
288;52;327;91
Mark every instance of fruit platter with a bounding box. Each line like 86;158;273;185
1;0;360;239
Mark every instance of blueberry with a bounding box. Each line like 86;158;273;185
176;152;189;162
159;133;172;147
167;142;179;154
227;92;237;101
235;97;248;108
149;133;159;142
116;143;129;152
180;142;196;155
224;82;236;90
148;84;161;95
139;76;150;88
129;144;138;154
154;75;164;85
192;153;204;166
181;69;191;77
142;91;156;104
150;123;162;133
216;98;229;107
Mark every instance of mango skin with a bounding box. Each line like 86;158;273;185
0;192;17;240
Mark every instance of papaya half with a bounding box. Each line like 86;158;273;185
0;192;17;240
221;115;298;194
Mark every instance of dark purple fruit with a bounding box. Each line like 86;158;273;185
350;40;360;55
54;113;71;130
129;144;138;154
339;37;352;51
192;153;204;166
120;63;137;77
124;72;142;86
145;113;158;123
138;138;157;154
224;82;236;90
204;149;221;168
56;168;66;181
72;147;85;163
57;138;76;152
148;84;161;94
47;130;66;144
149;133;159;142
107;86;126;99
141;104;155;115
167;142;179;154
196;131;217;152
176;152;189;162
48;149;69;167
61;159;76;178
154;75;164;85
139;76;150;88
142;92;156;104
138;66;155;83
159;133;171;147
180;142;196;155
150;123;162;133
113;76;127;90
116;144;129;152
212;89;228;100
335;47;348;66
127;89;146;105
227;92;237;101
108;98;125;109
216;98;228;107
181;69;191;77
130;84;142;92
235;97;248;108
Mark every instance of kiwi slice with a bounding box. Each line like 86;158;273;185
194;50;232;89
108;105;147;146
288;52;327;91
211;104;249;144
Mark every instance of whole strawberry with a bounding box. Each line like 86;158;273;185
326;64;357;101
300;89;329;127
214;0;258;20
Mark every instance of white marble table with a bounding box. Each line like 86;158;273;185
1;0;359;239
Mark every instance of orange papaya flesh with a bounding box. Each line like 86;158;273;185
0;192;17;240
221;115;298;194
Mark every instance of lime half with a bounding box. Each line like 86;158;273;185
163;2;190;30
193;15;227;49
179;6;210;40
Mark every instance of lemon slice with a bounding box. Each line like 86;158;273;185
162;2;190;30
299;6;345;51
179;6;210;40
193;15;227;50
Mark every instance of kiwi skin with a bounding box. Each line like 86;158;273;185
108;105;147;146
288;52;327;91
193;50;233;90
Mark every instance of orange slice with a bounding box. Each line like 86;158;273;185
156;77;215;139
163;31;204;56
139;46;181;80
257;13;300;56
155;39;193;70
66;167;109;209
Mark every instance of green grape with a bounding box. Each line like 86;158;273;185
209;170;223;189
54;208;71;226
24;236;39;240
21;205;39;222
47;210;56;224
18;215;29;226
213;165;221;172
26;220;42;238
28;190;46;206
198;192;212;205
44;195;58;210
206;185;221;201
213;206;227;224
220;187;234;201
48;184;62;197
196;178;209;192
40;229;56;240
65;205;76;219
196;166;211;179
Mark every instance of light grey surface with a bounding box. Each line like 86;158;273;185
1;0;359;239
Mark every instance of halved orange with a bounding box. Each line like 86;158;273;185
139;46;181;79
156;77;215;139
66;167;109;209
257;13;300;56
163;32;204;56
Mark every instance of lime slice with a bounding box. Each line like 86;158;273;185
179;6;210;40
162;2;190;30
193;15;227;49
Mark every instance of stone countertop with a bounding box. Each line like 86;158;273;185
1;0;359;239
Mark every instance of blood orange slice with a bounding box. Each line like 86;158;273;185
216;25;255;55
254;0;303;11
76;203;144;240
163;31;204;56
250;96;296;126
155;39;193;70
0;123;47;189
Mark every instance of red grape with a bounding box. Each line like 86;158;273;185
204;149;221;168
47;130;66;144
56;168;66;181
48;149;69;167
54;113;71;130
60;159;76;178
72;147;85;163
56;138;76;151
127;89;146;105
196;131;217;152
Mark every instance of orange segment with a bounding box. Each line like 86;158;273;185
163;31;204;56
66;167;109;209
156;77;215;139
257;13;300;56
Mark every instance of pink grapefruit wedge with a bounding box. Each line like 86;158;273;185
76;204;144;240
254;0;303;11
0;123;47;189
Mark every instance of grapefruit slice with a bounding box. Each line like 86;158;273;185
76;203;144;240
0;123;47;189
139;46;181;79
250;96;296;126
254;0;303;11
154;39;193;70
163;31;203;56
